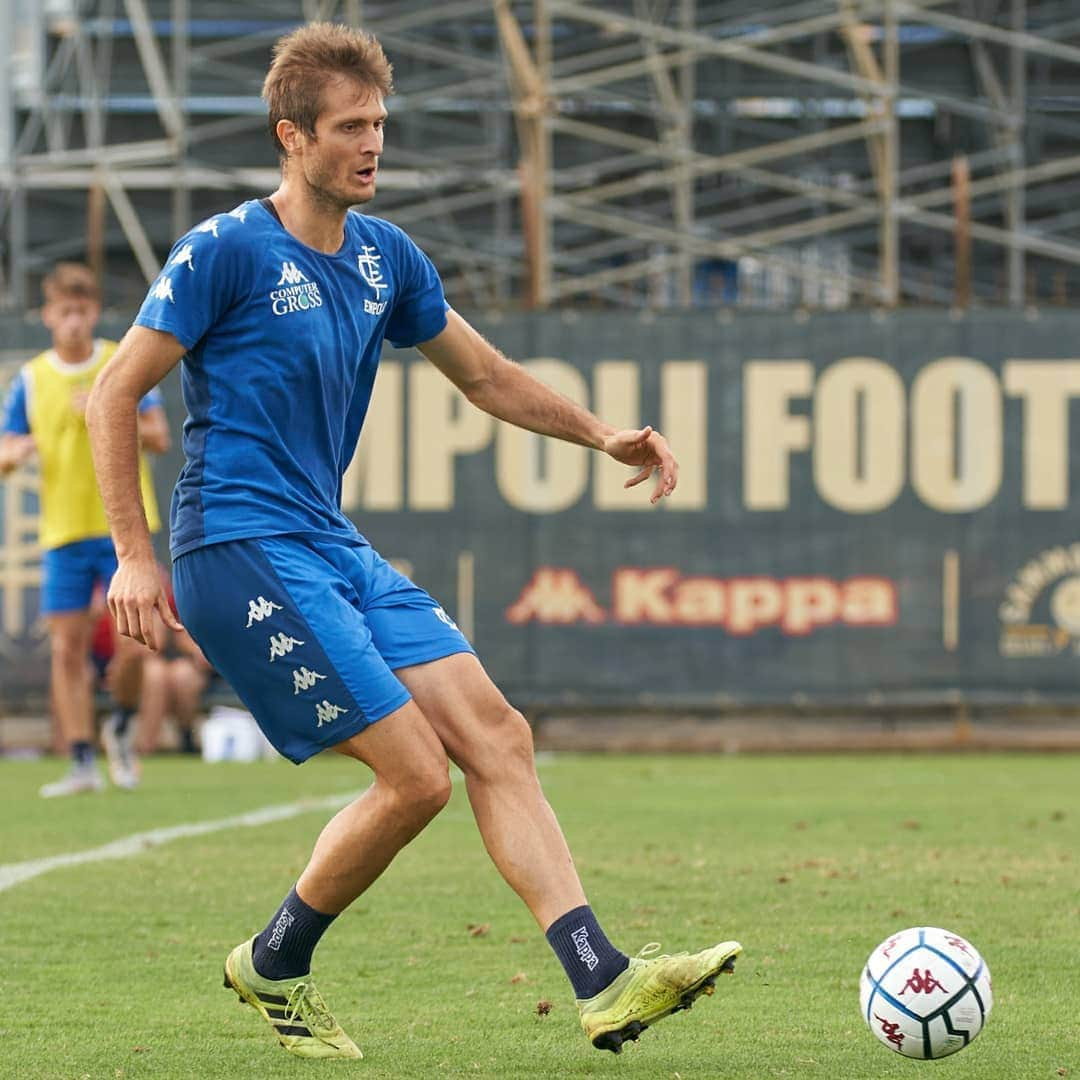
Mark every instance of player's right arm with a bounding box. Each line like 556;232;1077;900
0;433;36;475
0;369;37;475
85;325;186;650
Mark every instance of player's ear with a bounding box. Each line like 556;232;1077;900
276;118;302;157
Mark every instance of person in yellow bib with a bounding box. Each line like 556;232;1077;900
0;262;170;796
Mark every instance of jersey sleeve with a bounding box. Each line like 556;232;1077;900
384;230;449;349
1;368;30;435
134;216;252;350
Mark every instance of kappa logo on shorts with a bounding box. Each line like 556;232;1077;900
293;666;327;695
244;595;282;628
315;700;347;728
268;632;304;661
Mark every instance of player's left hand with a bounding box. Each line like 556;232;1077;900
602;425;679;504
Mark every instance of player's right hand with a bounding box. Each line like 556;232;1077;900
108;555;184;651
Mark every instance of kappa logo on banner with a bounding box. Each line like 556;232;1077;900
999;542;1080;658
506;567;897;635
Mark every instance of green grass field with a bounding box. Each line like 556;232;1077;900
2;751;1078;1079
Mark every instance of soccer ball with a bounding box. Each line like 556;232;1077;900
859;927;992;1059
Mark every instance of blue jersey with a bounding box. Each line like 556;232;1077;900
135;199;448;558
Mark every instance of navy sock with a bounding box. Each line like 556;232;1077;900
110;706;136;737
545;905;629;999
252;886;337;981
71;740;94;766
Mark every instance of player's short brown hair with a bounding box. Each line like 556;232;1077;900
41;262;100;305
262;22;393;159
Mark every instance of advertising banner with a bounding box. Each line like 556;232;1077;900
3;309;1080;709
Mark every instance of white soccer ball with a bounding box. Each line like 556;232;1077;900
859;927;992;1059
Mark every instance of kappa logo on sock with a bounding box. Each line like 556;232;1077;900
571;926;600;971
267;907;295;951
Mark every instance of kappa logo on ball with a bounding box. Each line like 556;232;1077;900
860;927;992;1060
899;968;948;995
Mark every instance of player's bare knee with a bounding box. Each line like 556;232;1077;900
50;633;87;674
395;762;452;822
469;705;535;781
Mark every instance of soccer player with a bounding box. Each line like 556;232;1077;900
86;22;741;1060
0;262;170;795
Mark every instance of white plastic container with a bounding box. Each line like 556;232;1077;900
200;705;277;762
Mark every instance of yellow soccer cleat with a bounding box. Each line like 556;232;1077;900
223;937;362;1060
577;940;742;1053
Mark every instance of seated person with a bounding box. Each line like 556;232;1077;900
90;574;214;754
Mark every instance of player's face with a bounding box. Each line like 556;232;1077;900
41;296;99;354
299;78;386;210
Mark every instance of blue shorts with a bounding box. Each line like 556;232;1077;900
41;537;119;615
172;534;474;764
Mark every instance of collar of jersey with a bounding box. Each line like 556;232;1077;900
45;338;104;376
256;199;362;261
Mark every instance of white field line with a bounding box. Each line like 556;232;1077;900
0;755;559;895
0;790;362;895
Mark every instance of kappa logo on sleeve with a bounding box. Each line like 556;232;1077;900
151;276;175;303
170;243;195;272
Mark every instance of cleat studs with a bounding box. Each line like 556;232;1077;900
594;1031;623;1054
720;957;737;974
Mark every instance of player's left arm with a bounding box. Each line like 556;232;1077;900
417;309;677;502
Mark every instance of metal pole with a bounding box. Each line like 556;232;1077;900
0;0;13;174
0;0;13;308
172;0;191;239
534;0;552;307
952;154;971;307
1007;0;1026;307
677;0;696;308
881;0;900;306
10;184;27;310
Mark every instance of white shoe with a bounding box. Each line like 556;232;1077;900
102;714;141;790
39;763;105;798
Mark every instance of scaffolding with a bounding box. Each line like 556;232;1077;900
2;0;1080;311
